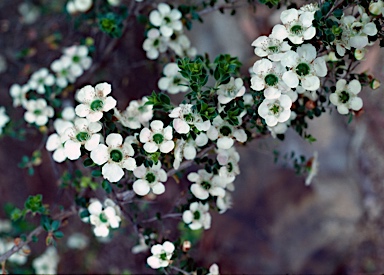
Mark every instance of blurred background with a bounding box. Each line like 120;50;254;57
0;0;384;274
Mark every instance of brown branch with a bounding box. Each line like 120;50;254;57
0;207;77;263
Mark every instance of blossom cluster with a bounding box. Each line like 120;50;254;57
9;44;92;127
143;3;197;59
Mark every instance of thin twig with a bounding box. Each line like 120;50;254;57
0;207;77;263
141;213;182;224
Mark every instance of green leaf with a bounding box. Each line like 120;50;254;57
53;231;64;239
51;220;60;231
102;180;112;194
91;170;102;177
83;158;94;167
333;9;343;19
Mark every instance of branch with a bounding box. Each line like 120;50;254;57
0;207;77;263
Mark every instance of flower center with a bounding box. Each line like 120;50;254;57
290;24;303;34
159;252;168;261
152;133;164;144
110;149;123;162
73;56;80;63
34;109;42;115
145;172;156;183
99;212;108;223
264;74;279;86
268;45;279;53
227;162;233;173
339;91;350;103
193;211;201;220
201;181;211;190
351;22;363;34
184;113;194;124
90;99;104;111
164;16;171;24
76;131;90;142
296;63;311;76
220;126;232;136
269;104;281;115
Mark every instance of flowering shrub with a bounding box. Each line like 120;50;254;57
0;0;383;274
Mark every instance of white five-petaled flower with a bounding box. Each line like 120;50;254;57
258;94;292;127
188;169;227;200
216;147;240;183
147;241;175;269
24;98;54;126
90;133;136;183
251;59;289;99
63;45;92;77
88;198;121;237
46;119;74;163
329;79;363;115
369;0;384;16
281;44;327;91
75;82;117;122
66;0;93;14
51;56;75;88
114;97;153;129
133;162;167;196
168;32;197;58
217;77;246;104
169;104;211;134
9;84;29;107
207;115;247;150
182;201;212;230
0;107;10;135
251;25;291;61
158;62;188;94
149;3;182;37
143;28;169;60
274;8;316;45
32;247;59;275
341;13;377;50
27;68;55;94
140;120;174;153
173;133;208;169
64;118;102;160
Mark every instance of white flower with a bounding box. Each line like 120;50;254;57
182;202;211;230
243;93;254;106
149;3;182;37
147;241;175;269
140;120;174;153
107;0;120;6
207;263;220;275
0;107;10;135
217;77;246;104
329;79;363;115
173;134;208;169
369;0;384;16
281;44;327;91
63;45;92;77
9;84;29;107
114;97;153;129
274;8;316;45
27;68;55;94
216;192;233;214
88;198;121;237
251;59;289;99
188;169;227;200
258;94;292;127
64;118;102;160
168;32;197;58
305;151;318;185
169;104;211;134
23;99;54;126
158;63;188;94
75;82;117;122
90;133;136;182
61;106;76;121
66;0;93;14
268;122;288;138
133;162;167;196
207;116;247;149
143;28;169;60
340;14;378;50
18;2;40;24
51;56;75;87
251;25;291;61
299;3;319;14
46;119;73;163
32;247;59;274
216;147;240;182
67;233;89;250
